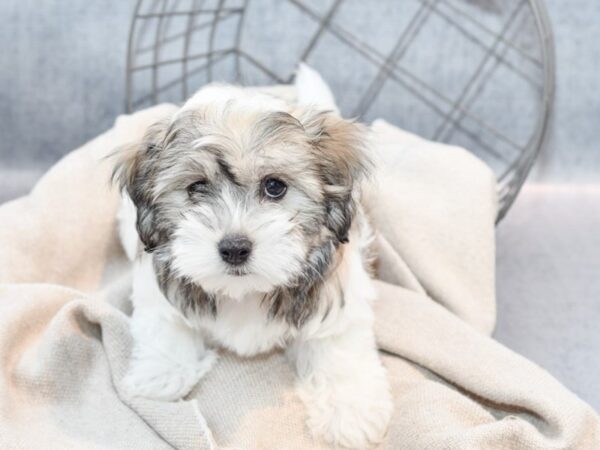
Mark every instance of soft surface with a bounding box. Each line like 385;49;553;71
0;106;598;449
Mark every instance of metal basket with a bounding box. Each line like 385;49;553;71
126;0;555;221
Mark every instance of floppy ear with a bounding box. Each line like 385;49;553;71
301;111;370;244
111;119;170;252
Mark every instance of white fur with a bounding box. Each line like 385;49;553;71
120;65;392;448
125;219;392;447
123;254;217;401
117;192;140;260
170;186;307;299
178;83;289;120
292;235;392;448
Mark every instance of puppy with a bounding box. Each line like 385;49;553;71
114;66;392;449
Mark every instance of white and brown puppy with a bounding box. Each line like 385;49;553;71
114;66;392;449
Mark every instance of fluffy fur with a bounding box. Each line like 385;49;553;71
114;65;392;449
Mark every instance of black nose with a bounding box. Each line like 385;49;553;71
218;235;252;265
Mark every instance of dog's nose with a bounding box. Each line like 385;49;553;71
218;235;252;265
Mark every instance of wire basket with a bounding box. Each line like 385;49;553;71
126;0;555;221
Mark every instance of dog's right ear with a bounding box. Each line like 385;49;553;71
111;119;170;252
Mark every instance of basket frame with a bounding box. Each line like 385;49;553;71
125;0;555;222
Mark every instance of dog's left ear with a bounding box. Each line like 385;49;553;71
301;111;370;244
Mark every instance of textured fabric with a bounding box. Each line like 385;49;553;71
0;106;598;449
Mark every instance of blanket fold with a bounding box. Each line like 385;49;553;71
374;281;599;449
0;106;597;450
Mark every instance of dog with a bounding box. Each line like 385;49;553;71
114;65;393;449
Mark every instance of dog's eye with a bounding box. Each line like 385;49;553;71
263;178;287;199
187;179;208;195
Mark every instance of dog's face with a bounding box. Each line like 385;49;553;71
115;86;368;321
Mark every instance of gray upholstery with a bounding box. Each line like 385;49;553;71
496;186;600;410
0;0;598;410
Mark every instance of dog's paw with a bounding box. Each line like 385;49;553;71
122;350;217;401
300;377;393;449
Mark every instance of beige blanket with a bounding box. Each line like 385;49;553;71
0;105;598;449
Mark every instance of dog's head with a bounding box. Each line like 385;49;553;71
114;83;369;323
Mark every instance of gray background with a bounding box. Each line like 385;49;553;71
0;1;598;410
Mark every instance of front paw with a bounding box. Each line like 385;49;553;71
122;350;217;401
300;376;393;449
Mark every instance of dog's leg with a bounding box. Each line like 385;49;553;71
291;319;393;449
122;255;216;401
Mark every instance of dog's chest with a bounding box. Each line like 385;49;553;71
194;293;291;357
